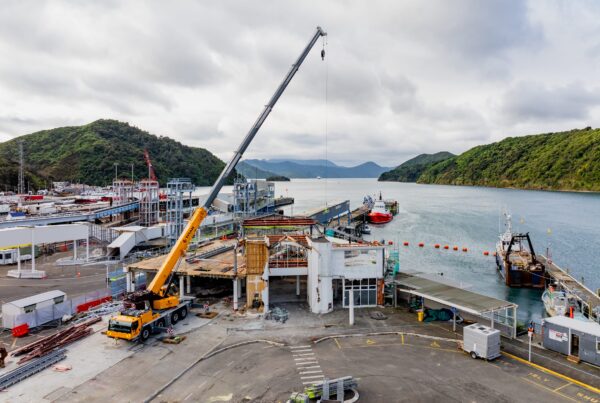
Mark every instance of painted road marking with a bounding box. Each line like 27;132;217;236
366;339;376;345
502;351;600;395
296;361;319;366
520;376;578;402
334;338;341;349
554;382;572;392
301;374;325;379
291;344;325;386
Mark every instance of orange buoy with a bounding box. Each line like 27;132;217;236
418;242;424;247
462;247;468;252
483;251;489;256
403;241;409;246
388;241;394;245
453;246;458;251
434;244;440;249
444;245;449;250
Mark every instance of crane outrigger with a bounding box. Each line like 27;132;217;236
107;26;327;341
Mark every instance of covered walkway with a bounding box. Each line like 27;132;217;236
395;272;518;338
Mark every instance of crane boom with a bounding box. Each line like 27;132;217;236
146;26;327;297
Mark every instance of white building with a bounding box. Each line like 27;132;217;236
306;237;385;314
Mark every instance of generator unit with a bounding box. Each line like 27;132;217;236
463;323;501;360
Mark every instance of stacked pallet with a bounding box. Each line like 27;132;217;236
10;317;101;364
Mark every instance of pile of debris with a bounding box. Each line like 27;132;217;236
266;306;289;323
10;317;101;364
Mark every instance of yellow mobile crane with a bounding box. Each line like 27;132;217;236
107;26;327;341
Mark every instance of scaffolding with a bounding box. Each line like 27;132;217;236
112;179;134;206
166;178;194;245
233;179;275;216
139;179;160;226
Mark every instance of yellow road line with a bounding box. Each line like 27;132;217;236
554;382;572;392
333;337;341;350
502;351;600;395
520;376;578;402
401;333;405;345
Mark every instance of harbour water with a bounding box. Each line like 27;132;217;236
278;178;600;323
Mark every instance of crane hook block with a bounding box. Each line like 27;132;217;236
321;49;325;60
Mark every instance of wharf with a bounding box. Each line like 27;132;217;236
538;254;600;321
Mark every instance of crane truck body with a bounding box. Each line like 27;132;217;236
107;26;327;342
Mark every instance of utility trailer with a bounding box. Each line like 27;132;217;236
106;299;192;342
462;323;501;360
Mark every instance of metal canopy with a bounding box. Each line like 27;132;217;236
395;273;517;315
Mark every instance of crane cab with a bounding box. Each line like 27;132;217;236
107;309;159;341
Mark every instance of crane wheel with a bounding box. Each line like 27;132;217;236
141;327;151;341
180;307;187;319
157;319;165;329
470;351;478;359
171;312;179;324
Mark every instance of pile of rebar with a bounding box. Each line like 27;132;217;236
10;317;100;364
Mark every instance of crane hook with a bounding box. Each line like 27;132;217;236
321;48;325;61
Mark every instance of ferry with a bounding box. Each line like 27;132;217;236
495;213;546;288
368;194;393;224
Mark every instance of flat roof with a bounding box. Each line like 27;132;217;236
7;290;66;307
127;239;246;279
545;316;600;337
395;273;516;315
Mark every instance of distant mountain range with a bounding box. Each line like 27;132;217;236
379;127;600;192
379;152;455;182
0;119;233;189
241;159;391;178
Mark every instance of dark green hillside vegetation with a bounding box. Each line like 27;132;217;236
266;175;291;182
379;152;454;182
418;128;600;191
0;119;235;189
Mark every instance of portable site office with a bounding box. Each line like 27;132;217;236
542;316;600;366
1;290;66;329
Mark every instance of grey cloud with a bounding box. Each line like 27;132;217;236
500;81;600;122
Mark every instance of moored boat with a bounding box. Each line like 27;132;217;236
542;286;569;317
368;193;393;224
495;213;546;288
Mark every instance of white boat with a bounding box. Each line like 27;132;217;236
542;287;569;317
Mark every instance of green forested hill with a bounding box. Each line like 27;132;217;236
379;152;454;182
418;128;600;191
0;119;233;189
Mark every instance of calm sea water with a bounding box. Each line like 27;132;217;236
276;178;600;323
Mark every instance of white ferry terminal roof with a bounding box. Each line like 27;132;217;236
395;272;516;315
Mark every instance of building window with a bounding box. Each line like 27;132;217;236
343;278;377;307
53;296;65;304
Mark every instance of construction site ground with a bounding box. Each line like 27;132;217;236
1;300;599;402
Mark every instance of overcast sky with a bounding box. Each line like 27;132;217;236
1;1;600;166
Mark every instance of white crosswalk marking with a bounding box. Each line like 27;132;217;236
299;370;323;375
290;344;324;386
